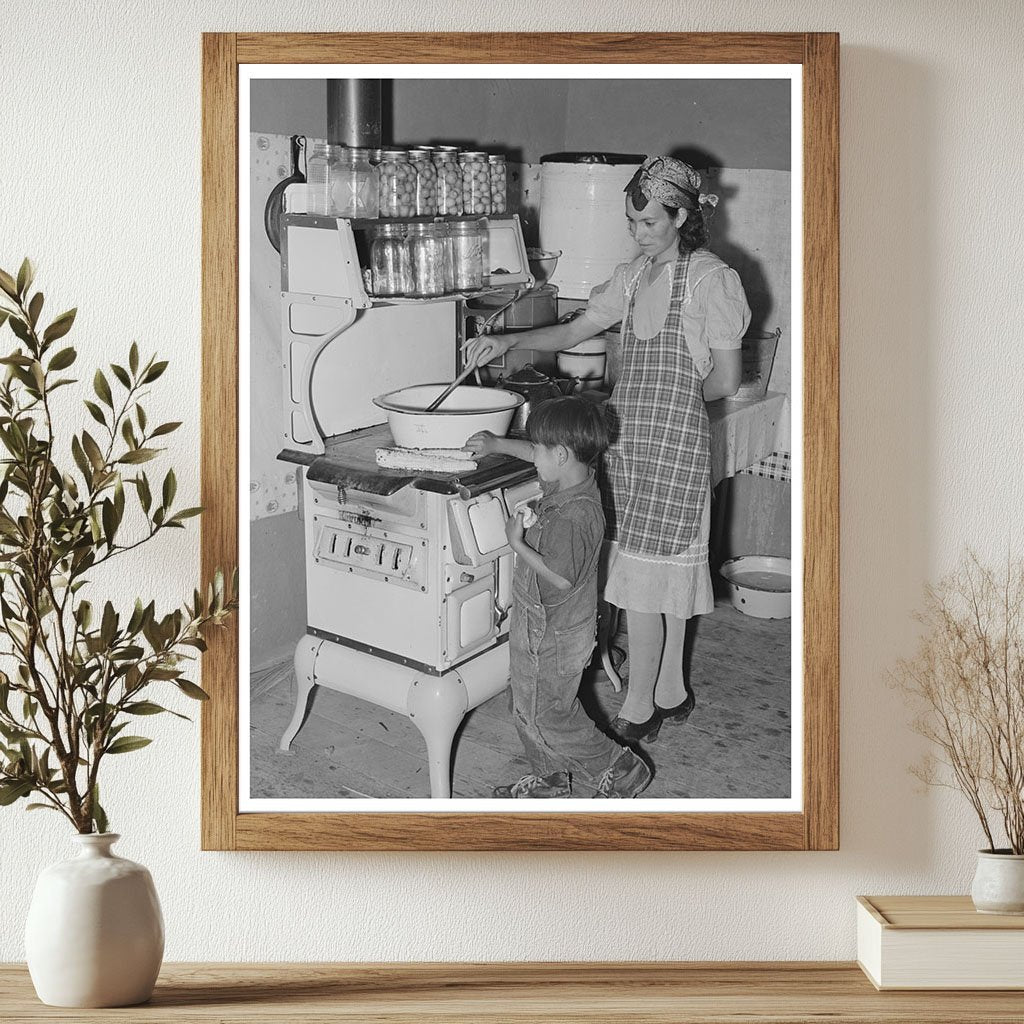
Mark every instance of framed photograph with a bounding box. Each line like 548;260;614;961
201;32;838;850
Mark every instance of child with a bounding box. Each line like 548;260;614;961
466;397;651;799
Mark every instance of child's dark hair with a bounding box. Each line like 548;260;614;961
526;395;609;465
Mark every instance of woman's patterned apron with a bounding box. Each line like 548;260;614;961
602;249;711;557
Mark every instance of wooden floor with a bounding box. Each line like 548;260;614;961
250;598;790;800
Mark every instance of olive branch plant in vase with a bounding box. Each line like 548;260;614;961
0;259;237;1007
894;551;1024;914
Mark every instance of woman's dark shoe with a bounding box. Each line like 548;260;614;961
656;688;696;724
608;710;662;744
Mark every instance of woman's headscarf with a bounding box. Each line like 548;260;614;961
624;156;718;212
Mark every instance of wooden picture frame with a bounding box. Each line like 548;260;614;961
201;31;838;851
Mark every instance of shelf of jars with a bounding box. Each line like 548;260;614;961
366;292;521;309
366;284;520;307
304;142;507;221
282;211;534;316
290;142;517;302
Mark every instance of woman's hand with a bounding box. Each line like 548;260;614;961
463;315;604;368
463;332;515;370
465;430;498;456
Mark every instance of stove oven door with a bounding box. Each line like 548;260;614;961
447;493;508;566
447;483;543;567
444;574;500;665
445;482;543;654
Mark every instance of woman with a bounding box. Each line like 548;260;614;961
466;156;749;744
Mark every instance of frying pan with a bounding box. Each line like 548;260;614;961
264;135;305;253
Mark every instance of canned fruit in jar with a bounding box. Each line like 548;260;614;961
436;160;464;215
433;146;464;214
410;151;438;216
488;155;507;215
378;151;418;218
460;153;492;216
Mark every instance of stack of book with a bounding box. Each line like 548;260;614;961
857;895;1024;990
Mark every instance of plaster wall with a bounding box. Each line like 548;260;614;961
1;0;1022;963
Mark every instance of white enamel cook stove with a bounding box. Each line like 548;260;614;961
279;429;540;798
274;212;542;798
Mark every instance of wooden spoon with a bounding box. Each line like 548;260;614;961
424;362;478;412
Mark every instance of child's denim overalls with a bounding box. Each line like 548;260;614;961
509;476;623;784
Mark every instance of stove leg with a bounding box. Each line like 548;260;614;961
406;673;469;799
279;636;321;753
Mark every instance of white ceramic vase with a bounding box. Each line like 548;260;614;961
971;849;1024;915
25;833;164;1007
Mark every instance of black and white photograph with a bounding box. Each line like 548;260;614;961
241;66;800;809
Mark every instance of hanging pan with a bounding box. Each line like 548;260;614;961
264;135;305;253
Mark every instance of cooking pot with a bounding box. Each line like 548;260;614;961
497;364;577;432
466;284;559;335
556;334;607;386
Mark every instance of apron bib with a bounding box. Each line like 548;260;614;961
601;249;711;557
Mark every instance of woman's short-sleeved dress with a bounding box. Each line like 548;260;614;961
583;249;750;619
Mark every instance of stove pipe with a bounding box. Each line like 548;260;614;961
326;79;382;148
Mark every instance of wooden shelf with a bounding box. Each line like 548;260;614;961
3;962;1023;1022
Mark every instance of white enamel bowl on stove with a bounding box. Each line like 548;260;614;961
718;555;792;619
373;385;524;450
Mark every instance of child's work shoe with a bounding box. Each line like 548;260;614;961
595;749;652;798
492;771;572;799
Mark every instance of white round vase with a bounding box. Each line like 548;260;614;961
25;833;164;1007
971;850;1024;915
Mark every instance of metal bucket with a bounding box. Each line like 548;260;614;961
729;328;781;401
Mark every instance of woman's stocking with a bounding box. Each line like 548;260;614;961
616;610;663;723
654;614;688;708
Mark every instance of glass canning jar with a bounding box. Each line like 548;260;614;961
460;151;492;216
370;222;411;297
377;149;417;218
306;141;341;215
488;153;507;214
407;222;445;298
433;146;464;216
450;218;486;291
436;221;455;293
408;148;439;217
332;146;379;219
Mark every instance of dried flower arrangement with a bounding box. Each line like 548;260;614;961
894;552;1024;854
